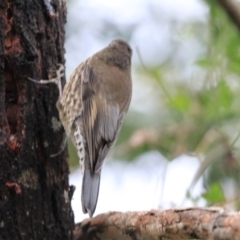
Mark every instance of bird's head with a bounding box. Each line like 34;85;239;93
109;39;132;59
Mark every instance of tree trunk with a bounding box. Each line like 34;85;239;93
0;0;74;239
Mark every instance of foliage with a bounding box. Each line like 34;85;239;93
66;0;240;208
202;182;225;205
116;0;240;207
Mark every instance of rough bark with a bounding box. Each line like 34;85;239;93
74;207;240;240
0;0;74;239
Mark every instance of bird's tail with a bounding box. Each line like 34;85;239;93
81;168;101;217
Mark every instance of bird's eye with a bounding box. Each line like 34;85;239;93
127;46;131;53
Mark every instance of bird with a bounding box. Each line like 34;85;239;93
29;39;132;217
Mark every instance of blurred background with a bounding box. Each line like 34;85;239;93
65;0;240;222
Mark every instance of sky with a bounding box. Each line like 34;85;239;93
65;0;208;77
70;153;204;222
65;0;209;222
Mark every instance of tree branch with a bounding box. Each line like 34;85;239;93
73;207;240;240
218;0;240;31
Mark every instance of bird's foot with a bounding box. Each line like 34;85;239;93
28;63;65;97
50;134;67;157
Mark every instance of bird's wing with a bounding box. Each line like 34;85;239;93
81;63;124;172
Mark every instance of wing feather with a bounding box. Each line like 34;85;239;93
81;62;123;172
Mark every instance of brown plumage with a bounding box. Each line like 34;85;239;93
57;39;132;217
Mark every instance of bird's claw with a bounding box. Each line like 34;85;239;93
27;63;65;97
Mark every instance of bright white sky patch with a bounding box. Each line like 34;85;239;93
70;153;204;222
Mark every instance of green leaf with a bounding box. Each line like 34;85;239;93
202;182;225;205
169;92;191;112
196;59;212;68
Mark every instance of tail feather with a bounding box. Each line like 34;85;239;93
81;168;101;217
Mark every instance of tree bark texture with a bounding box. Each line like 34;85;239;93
74;208;240;240
0;0;74;239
